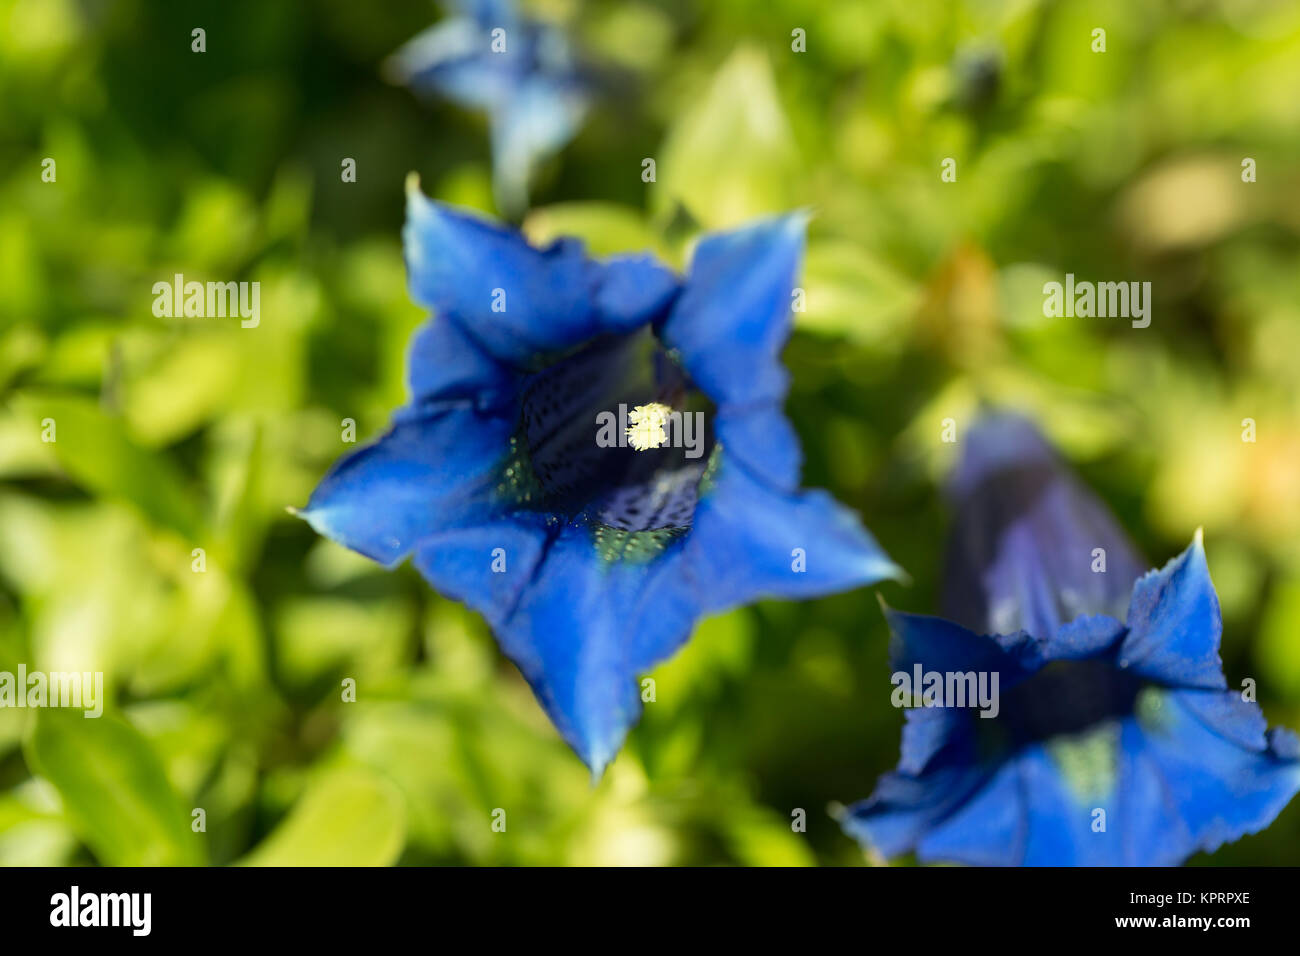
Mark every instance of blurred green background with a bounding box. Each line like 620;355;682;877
2;0;1300;866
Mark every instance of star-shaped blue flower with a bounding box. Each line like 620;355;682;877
387;0;590;213
842;415;1300;865
297;180;902;774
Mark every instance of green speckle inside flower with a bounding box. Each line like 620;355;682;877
495;434;545;507
1135;686;1172;732
1047;722;1119;804
591;524;685;564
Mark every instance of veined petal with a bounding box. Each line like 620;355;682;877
403;187;599;365
659;213;808;408
295;405;512;566
1118;533;1226;690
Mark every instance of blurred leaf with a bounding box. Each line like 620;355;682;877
239;769;406;866
27;710;203;866
1259;576;1300;699
723;807;817;867
11;391;202;539
799;240;920;348
274;595;413;686
656;46;798;227
525;202;669;259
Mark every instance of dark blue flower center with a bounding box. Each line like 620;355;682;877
509;329;715;554
998;658;1144;747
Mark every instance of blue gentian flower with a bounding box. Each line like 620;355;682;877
296;180;902;774
387;0;590;213
842;414;1300;865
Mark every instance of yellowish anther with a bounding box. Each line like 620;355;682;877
626;402;672;451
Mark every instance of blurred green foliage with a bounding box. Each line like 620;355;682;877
1;0;1299;865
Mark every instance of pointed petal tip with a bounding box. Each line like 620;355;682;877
882;560;912;588
1141;529;1212;585
580;742;617;783
289;503;321;529
1120;531;1224;689
775;206;813;234
880;601;924;633
758;208;812;247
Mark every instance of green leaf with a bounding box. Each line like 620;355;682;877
11;391;202;539
27;710;203;866
799;240;921;347
524;203;670;260
655;46;798;228
239;769;406;866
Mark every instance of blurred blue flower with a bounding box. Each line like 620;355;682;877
843;414;1300;865
296;181;901;774
387;0;590;214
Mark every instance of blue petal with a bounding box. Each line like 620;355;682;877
895;705;973;776
386;21;511;110
1127;687;1300;858
489;78;589;213
883;610;1041;683
405;442;901;773
914;759;1025;865
450;0;520;31
296;405;512;566
843;758;987;860
1112;718;1195;865
658;213;808;408
478;525;697;774
405;315;513;407
1014;738;1124;866
713;402;802;491
1043;613;1127;662
403;187;599;365
1118;533;1226;690
854;684;1300;865
683;451;902;612
589;255;680;333
492;74;588;158
943;413;1146;639
412;516;554;629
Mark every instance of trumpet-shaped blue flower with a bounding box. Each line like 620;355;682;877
387;0;590;213
297;181;901;774
843;415;1300;865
